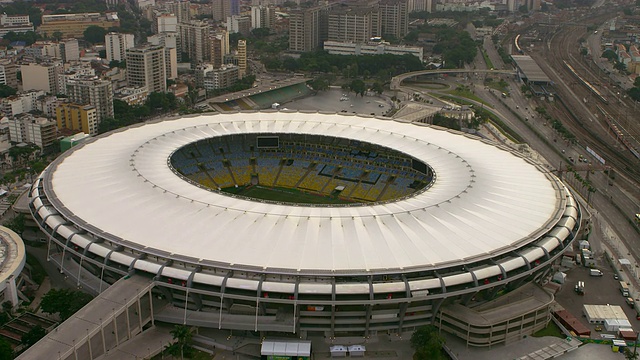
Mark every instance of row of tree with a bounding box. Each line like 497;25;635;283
264;51;424;81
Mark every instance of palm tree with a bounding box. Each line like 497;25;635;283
167;325;193;359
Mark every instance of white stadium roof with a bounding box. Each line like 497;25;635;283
47;112;563;274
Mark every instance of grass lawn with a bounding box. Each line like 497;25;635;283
532;321;565;339
445;89;493;108
222;185;355;205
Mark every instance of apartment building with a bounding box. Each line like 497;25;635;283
21;62;63;94
56;103;98;135
0;59;18;88
7;115;57;150
203;64;238;91
126;44;167;93
65;76;114;123
288;3;336;52
178;20;210;64
105;33;136;62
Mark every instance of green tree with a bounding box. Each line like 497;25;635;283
349;79;366;96
410;325;445;360
3;214;25;236
40;289;93;321
0;338;12;360
624;347;639;360
52;31;63;41
83;25;107;44
250;27;270;38
371;82;384;95
628;87;640;102
308;76;330;91
165;325;193;359
21;325;46;347
0;84;17;98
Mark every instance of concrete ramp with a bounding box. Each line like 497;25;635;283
17;275;155;360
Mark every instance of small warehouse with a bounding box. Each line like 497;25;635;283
583;304;629;324
553;310;591;337
619;329;638;341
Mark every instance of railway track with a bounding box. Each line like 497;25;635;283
529;13;640;183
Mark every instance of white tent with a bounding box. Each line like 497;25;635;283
330;345;347;357
348;345;366;357
605;319;632;332
261;341;311;357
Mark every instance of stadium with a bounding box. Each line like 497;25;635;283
28;111;580;346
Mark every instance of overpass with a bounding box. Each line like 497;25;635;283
390;69;517;91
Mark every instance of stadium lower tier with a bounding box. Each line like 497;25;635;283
29;175;582;342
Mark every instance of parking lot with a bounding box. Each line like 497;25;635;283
555;256;640;338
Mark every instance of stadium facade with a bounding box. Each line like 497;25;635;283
29;111;580;344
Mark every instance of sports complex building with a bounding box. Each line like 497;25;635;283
28;111;581;347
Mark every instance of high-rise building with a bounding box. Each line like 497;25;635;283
226;15;251;36
166;1;191;23
65;77;114;123
210;33;227;68
379;0;408;40
327;5;380;43
288;3;336;52
57;63;96;95
156;13;178;33
148;33;178;79
250;5;276;29
105;33;136;62
60;38;80;62
21;62;63;94
126;44;167;93
56;103;99;135
178;21;211;64
237;39;246;78
0;59;18;89
212;0;232;22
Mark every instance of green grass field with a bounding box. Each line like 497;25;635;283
222;185;355;205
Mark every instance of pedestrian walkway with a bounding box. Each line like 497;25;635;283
516;338;581;360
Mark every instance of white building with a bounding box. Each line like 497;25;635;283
0;13;34;37
115;86;149;106
148;33;178;79
57;64;96;95
126;44;167;93
7;115;57;150
323;40;424;61
21;62;63;94
203;64;238;91
1;90;46;117
157;13;178;33
251;5;276;29
60;38;80;62
105;32;136;62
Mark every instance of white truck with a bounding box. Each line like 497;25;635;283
590;269;603;277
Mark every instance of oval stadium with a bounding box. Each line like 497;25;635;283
28;111;581;347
